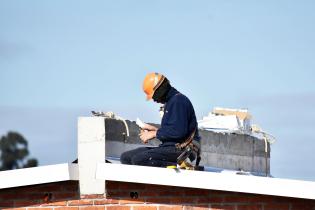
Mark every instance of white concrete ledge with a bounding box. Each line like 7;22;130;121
0;163;78;189
96;163;315;200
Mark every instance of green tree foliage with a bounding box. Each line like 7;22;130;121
0;131;38;171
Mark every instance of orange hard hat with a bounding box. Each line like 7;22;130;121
142;72;166;100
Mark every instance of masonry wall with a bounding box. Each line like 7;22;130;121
105;119;270;175
0;181;314;210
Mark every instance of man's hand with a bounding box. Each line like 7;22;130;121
141;123;158;131
139;130;157;144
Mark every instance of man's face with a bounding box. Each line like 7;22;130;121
151;78;170;104
153;98;164;104
152;92;165;104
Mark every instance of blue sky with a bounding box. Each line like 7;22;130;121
1;0;315;181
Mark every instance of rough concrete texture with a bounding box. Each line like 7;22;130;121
104;118;270;175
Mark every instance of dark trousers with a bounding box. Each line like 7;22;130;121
120;145;182;167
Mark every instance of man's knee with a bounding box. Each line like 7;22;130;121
120;151;132;164
131;153;149;165
121;147;149;165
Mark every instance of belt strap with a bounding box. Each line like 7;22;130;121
175;129;196;150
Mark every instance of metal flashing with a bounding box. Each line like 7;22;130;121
96;163;315;200
0;163;78;189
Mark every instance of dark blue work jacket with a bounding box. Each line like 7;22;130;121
156;87;200;146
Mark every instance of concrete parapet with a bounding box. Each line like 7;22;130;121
105;119;270;175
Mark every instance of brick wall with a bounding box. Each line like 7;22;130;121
0;181;314;210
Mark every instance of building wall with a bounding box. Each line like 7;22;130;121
0;181;314;210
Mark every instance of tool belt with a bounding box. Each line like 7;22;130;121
175;129;201;167
175;129;196;150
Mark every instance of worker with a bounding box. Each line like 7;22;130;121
120;72;200;167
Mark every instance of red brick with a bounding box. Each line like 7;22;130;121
81;194;105;199
14;200;40;207
159;191;184;196
139;191;160;197
246;195;274;203
237;205;262;210
291;203;315;210
0;201;14;207
54;208;79;210
264;203;290;210
133;206;158;210
210;205;235;210
106;181;121;190
68;199;94;206
224;196;249;203
145;185;169;191
41;201;67;206
272;197;294;203
185;189;209;197
171;187;187;192
119;198;145;204
119;183;146;190
146;198;172;204
28;208;53;210
63;184;79;191
17;186;37;193
3;208;25;210
0;193;19;200
36;184;63;192
28;193;52;200
159;206;183;210
80;207;105;210
53;192;79;200
11;192;56;201
106;206;130;210
171;197;196;204
197;197;224;203
94;199;119;205
288;197;310;203
209;190;231;197
106;191;130;198
183;205;209;210
61;181;78;187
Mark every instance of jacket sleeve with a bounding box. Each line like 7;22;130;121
156;98;189;142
